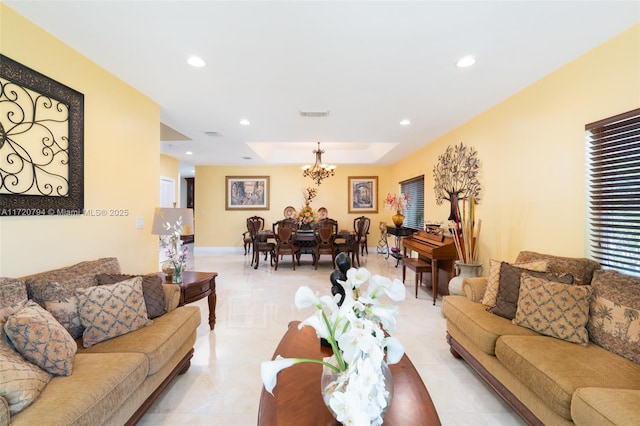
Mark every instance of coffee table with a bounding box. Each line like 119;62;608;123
161;271;217;330
258;321;441;425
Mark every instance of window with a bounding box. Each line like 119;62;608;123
400;175;425;230
586;108;640;277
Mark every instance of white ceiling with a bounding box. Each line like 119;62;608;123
7;1;640;177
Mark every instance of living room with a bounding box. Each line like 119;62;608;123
1;2;639;425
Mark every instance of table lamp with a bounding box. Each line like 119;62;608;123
151;207;194;255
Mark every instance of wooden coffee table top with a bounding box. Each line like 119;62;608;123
258;321;441;425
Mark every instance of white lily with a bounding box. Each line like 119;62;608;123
294;286;319;309
346;267;371;290
384;336;405;365
260;356;295;395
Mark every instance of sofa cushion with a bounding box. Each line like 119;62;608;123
587;269;640;365
442;295;539;355
9;352;148;425
96;273;166;319
571;388;640;426
77;305;201;375
4;301;77;376
490;263;574;320
75;277;151;348
513;274;591;344
495;335;640;420
0;326;52;415
481;259;547;307
514;251;601;285
0;278;28;322
24;258;121;307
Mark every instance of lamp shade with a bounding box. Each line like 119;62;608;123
151;208;194;235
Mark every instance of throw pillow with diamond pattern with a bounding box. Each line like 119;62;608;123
75;277;151;348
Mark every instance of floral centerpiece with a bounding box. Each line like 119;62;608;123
261;264;406;425
384;193;410;227
297;187;319;228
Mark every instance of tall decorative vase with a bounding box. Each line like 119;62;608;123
391;211;405;227
448;260;482;296
173;264;183;284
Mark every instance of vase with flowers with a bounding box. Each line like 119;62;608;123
384;193;410;227
160;215;189;283
261;255;406;425
297;187;319;229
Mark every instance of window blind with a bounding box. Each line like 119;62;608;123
586;108;640;277
400;175;424;230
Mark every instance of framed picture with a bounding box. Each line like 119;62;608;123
226;176;270;210
0;55;84;216
348;176;378;213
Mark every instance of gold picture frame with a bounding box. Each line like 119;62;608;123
348;176;378;213
225;176;270;210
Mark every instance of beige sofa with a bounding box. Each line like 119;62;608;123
442;251;640;425
0;258;201;425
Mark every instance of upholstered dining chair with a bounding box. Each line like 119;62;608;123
354;216;371;256
273;220;300;270
314;219;338;269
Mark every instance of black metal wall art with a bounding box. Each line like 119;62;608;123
0;54;84;216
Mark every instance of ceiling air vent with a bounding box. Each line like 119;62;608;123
299;110;330;117
204;131;222;137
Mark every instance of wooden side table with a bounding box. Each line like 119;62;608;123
161;271;217;330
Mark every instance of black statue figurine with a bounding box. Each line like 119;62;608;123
330;252;351;306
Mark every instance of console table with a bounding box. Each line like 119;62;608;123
161;271;217;330
258;321;441;425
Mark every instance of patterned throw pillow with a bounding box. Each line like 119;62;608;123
44;295;84;339
95;273;166;319
481;259;548;306
4;301;77;376
588;270;640;365
489;263;574;320
0;278;28;322
0;326;52;415
513;274;591;344
75;277;151;348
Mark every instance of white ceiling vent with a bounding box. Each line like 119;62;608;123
299;110;330;117
204;131;223;137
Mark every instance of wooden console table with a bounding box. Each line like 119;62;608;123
161;271;217;330
258;321;441;425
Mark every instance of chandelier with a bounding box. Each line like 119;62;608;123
301;142;336;185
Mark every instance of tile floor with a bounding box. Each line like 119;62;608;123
139;247;526;425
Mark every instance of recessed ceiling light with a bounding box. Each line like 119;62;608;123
456;55;476;68
239;119;250;126
400;119;411;126
185;151;193;155
187;56;206;67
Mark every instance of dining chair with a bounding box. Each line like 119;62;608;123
314;219;338;269
273;220;300;270
243;215;264;256
354;216;371;256
248;216;274;269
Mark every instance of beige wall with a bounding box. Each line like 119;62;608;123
0;5;161;276
389;24;640;266
194;165;394;247
160;154;179;205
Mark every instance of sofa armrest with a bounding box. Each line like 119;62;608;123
163;283;180;312
462;277;487;303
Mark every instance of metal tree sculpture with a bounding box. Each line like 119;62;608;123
433;142;481;220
